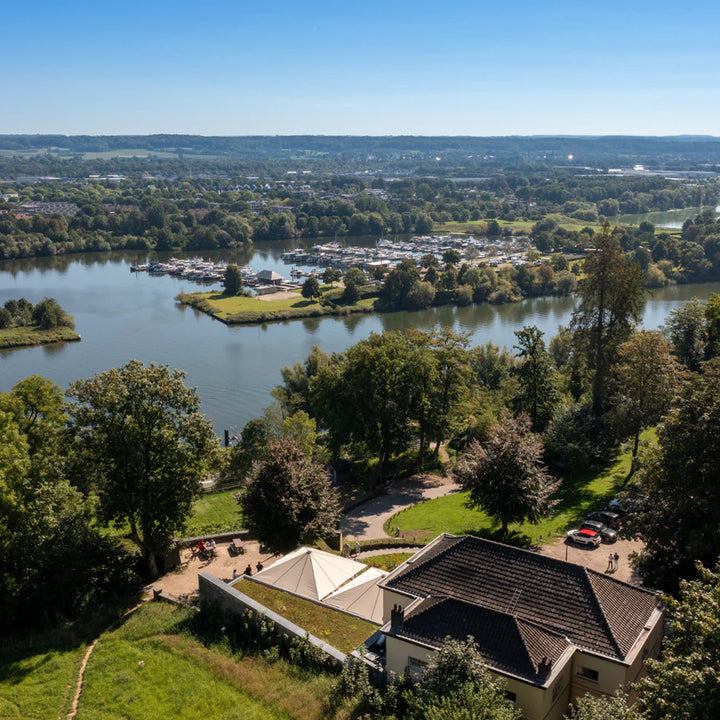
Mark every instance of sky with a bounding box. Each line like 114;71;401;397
3;0;720;136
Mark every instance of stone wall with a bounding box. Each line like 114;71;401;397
197;571;347;666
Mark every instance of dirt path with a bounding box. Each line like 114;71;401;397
341;471;458;541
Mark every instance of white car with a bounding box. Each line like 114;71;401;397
566;528;601;547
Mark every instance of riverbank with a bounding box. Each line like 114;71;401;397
0;325;80;349
176;288;377;324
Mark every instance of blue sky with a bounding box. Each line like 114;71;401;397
4;0;720;136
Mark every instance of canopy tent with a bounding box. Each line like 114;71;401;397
323;566;388;624
253;547;368;601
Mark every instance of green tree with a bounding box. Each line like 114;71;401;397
663;297;708;371
272;345;330;416
311;331;434;469
67;360;218;576
454;413;560;535
302;275;321;300
322;267;341;285
625;358;720;591
344;266;367;287
241;438;340;553
511;326;561;431
571;223;646;415
404;637;521;720
634;564;720;720
442;249;461;265
31;297;74;329
610;330;679;466
223;263;243;295
565;692;638;720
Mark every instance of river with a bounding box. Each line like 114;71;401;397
1;245;719;434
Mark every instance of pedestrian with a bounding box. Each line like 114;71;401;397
232;568;238;580
614;552;620;571
256;561;264;573
607;553;614;572
244;564;252;576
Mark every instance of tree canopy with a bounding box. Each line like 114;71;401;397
67;360;218;576
240;438;340;553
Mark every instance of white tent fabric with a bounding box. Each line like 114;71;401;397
323;566;388;624
253;547;368;601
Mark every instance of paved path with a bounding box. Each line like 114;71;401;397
341;472;458;541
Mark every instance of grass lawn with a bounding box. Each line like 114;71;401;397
0;325;80;349
184;489;244;536
234;580;378;653
362;553;414;572
385;430;656;547
437;213;607;236
78;603;342;720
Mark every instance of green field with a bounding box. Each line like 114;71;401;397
75;603;342;720
0;325;80;349
362;553;414;572
177;288;375;324
234;580;378;653
437;213;607;235
184;488;244;536
386;431;655;546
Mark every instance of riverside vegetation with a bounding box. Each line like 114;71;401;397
0;296;78;348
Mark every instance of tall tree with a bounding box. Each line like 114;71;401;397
634;564;720;720
67;360;218;576
511;325;560;431
625;358;720;591
241;438;340;553
571;223;646;415
223;263;242;295
663;297;708;371
453;413;560;535
272;344;330;416
610;330;680;466
301;275;321;300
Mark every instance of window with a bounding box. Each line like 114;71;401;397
504;690;517;704
577;666;599;682
407;657;427;675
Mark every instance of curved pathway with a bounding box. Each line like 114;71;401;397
341;471;458;541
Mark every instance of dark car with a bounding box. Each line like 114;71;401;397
586;510;621;529
580;519;617;543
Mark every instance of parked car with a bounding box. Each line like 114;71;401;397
586;510;621;529
566;528;601;547
580;519;618;543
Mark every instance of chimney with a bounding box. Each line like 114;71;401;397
390;604;405;632
538;656;553;677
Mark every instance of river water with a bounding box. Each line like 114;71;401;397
1;245;719;434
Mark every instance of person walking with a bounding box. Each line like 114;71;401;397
607;553;614;572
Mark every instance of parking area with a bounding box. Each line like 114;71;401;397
538;536;645;585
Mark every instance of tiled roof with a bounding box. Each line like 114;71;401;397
383;534;659;660
397;596;571;682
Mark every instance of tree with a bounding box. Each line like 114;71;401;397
565;692;638;720
442;249;461;265
453;413;560;535
301;275;321;300
663;297;708;371
625;358;720;591
241;438;340;553
511;326;561;431
571;223;646;415
610;330;679;465
31;297;74;329
344;266;367;287
404;637;521;720
272;344;330;416
223;263;243;295
634;564;720;720
322;267;341;285
67;360;218;576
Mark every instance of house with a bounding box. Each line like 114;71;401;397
257;269;284;285
378;534;663;720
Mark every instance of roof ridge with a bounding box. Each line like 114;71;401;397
581;567;624;658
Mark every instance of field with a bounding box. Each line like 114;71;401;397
0;602;347;720
386;431;655;546
361;553;414;572
177;288;376;324
185;488;244;536
0;325;80;349
234;580;378;653
437;213;607;236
